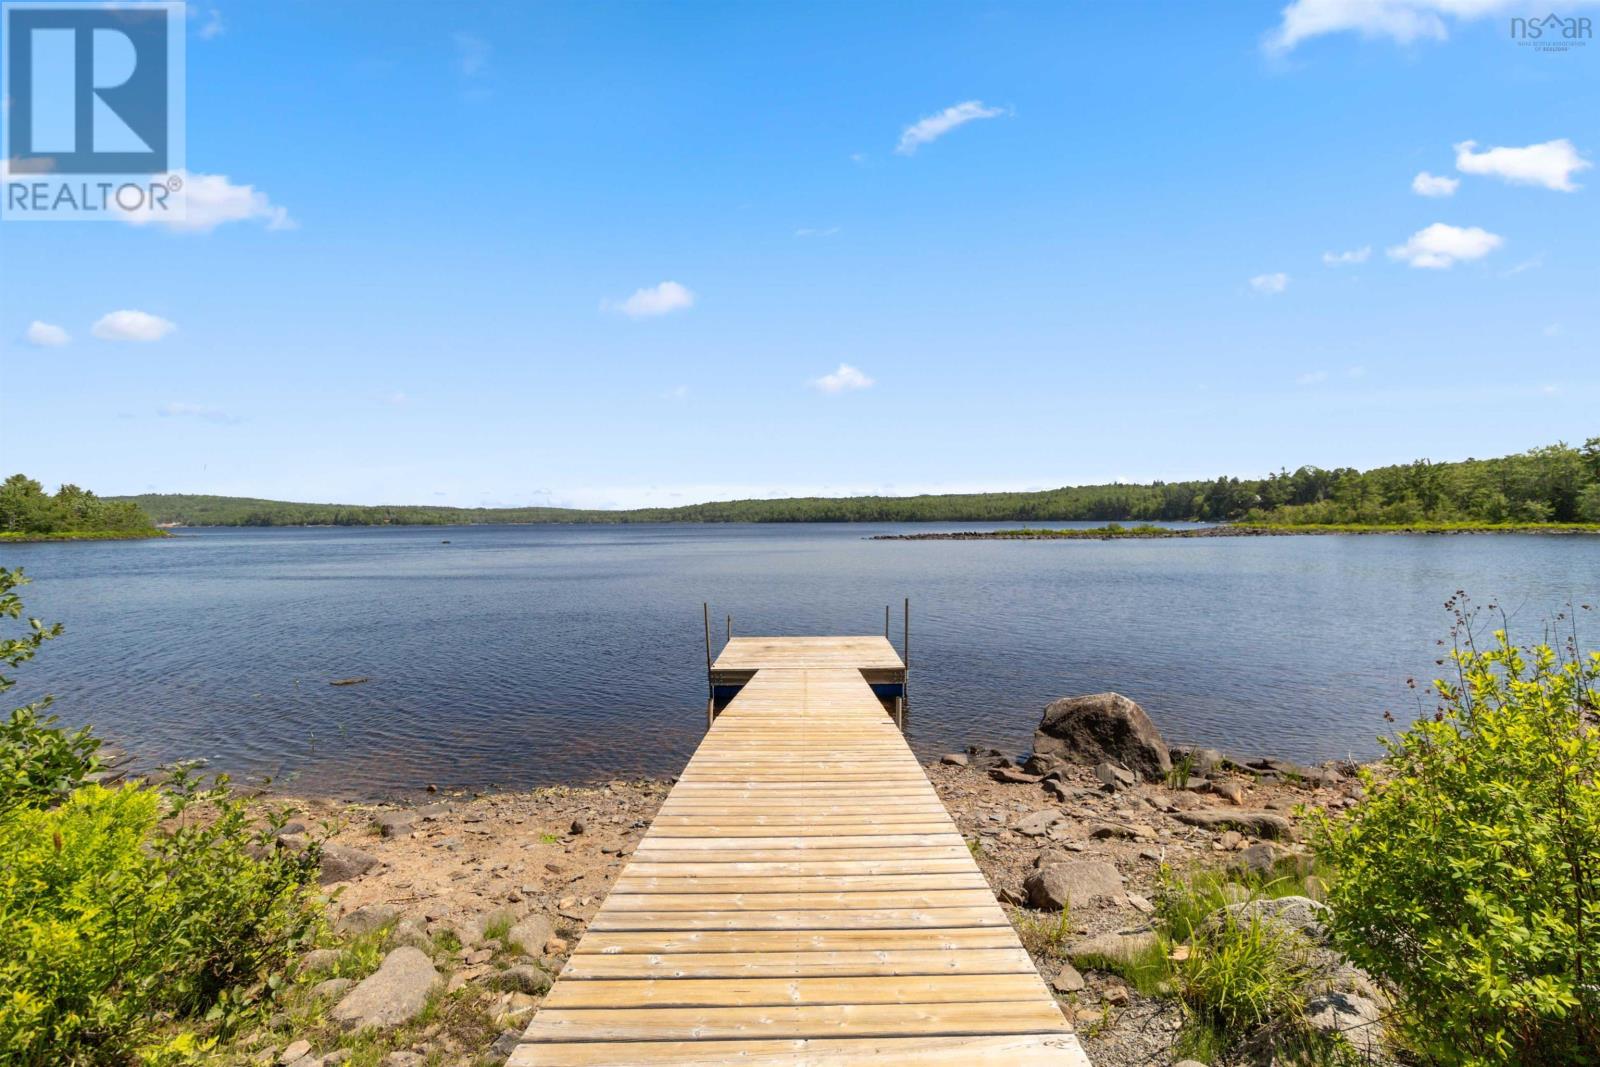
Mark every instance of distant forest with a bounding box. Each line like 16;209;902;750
103;439;1600;528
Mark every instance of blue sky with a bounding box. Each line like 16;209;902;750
2;0;1596;508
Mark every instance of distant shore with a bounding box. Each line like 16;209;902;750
0;529;170;544
873;521;1600;540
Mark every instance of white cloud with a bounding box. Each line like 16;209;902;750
896;100;1006;155
605;281;695;319
1454;138;1591;191
1502;256;1542;277
1296;370;1329;385
1387;222;1502;268
1411;171;1459;197
158;401;235;423
795;226;840;238
1322;246;1371;265
117;171;294;233
1264;0;1599;53
811;363;875;393
25;320;70;347
1250;272;1290;294
93;310;177;342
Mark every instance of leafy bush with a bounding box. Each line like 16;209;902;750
0;565;326;1065
1316;604;1600;1064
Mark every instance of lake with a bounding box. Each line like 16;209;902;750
4;523;1596;798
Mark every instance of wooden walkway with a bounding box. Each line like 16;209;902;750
513;638;1088;1066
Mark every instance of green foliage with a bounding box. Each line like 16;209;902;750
0;569;324;1065
0;474;159;537
1178;909;1313;1038
108;438;1600;527
1315;603;1600;1064
1012;904;1074;960
1;568;97;809
0;777;322;1065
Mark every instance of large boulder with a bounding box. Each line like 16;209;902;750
1034;693;1170;778
1023;859;1123;911
330;947;440;1031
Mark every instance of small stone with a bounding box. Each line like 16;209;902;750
1210;780;1246;806
1175;1061;1209;1067
300;948;341;973
322;1053;352;1067
316;843;379;886
1013;810;1065;837
1217;830;1244;851
569;818;586;835
312;978;354;1000
1102;983;1130;1005
1024;860;1124;910
384;1054;424;1067
489;1030;523;1059
545;935;569;955
1068;930;1159;966
1074;1008;1104;1026
280;1041;311;1064
1126;892;1154;914
940;753;969;767
508;915;554;955
330;947;441;1031
489;964;551;995
990;766;1044;785
1051;963;1086;993
335;903;397;937
374;812;415;838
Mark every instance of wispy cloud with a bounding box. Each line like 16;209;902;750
1388;223;1502;269
795;226;840;238
25;320;69;347
158;401;237;424
1296;370;1330;386
93;310;176;342
1322;246;1370;266
117;171;294;233
896;100;1006;155
604;281;696;319
381;391;411;407
663;385;690;401
1411;171;1458;197
1455;138;1591;191
1502;256;1543;277
195;7;224;40
453;32;491;77
811;363;875;393
1263;0;1586;53
1250;272;1290;294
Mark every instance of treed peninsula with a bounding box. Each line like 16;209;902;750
3;439;1598;542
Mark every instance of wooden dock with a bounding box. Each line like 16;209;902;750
512;636;1088;1066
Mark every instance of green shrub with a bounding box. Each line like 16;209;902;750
0;565;326;1065
1178;909;1312;1037
1316;610;1600;1064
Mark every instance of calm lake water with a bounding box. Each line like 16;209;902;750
4;524;1597;798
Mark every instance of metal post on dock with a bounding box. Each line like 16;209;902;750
903;597;911;709
727;614;732;642
703;603;713;728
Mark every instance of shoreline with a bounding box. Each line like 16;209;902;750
873;521;1600;540
1;528;170;543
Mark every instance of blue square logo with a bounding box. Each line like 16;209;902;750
3;1;186;221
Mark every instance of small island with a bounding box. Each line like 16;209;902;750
0;474;167;543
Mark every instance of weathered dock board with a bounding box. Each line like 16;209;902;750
513;637;1088;1066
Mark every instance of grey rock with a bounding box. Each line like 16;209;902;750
300;948;341;973
1012;809;1065;837
1094;762;1135;791
335;903;397;937
939;753;969;767
1023;859;1124;910
312;977;354;1000
318;843;379;885
990;766;1044;784
285;1057;321;1067
569;818;586;835
374;812;414;838
1209;780;1246;805
384;1054;424;1067
1229;842;1280;876
508;914;554;954
1306;990;1384;1057
389;918;432;952
1175;1061;1209;1067
489;964;551;995
280;1041;312;1065
1173;809;1294;840
1035;692;1171;778
1023;752;1066;776
489;1030;523;1060
1215;896;1330;941
330;946;440;1031
322;1053;352;1067
1051;962;1086;993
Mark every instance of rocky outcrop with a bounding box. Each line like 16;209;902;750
1034;693;1171;778
330;947;440;1031
1173;808;1295;840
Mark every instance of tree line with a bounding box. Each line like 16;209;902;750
13;438;1599;531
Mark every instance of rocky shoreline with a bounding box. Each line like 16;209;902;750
226;693;1381;1067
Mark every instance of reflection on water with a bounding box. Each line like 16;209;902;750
4;523;1595;797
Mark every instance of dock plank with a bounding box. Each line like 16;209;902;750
515;644;1088;1066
